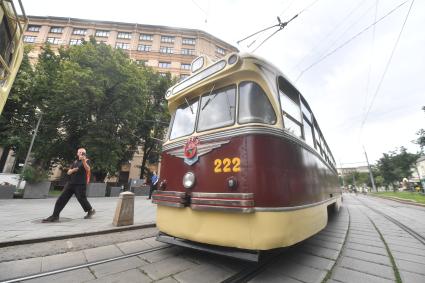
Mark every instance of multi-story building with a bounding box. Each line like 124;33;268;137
1;16;238;184
23;16;238;81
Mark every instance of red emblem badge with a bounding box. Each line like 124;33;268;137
184;137;199;159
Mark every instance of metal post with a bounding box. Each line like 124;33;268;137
16;112;42;190
363;146;377;192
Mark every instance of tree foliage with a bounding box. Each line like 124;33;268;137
375;147;419;186
1;40;173;181
415;106;425;151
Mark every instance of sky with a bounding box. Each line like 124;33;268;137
21;0;424;167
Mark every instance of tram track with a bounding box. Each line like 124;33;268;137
357;197;425;246
1;239;173;283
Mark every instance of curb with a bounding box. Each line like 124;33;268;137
0;222;156;248
369;195;425;208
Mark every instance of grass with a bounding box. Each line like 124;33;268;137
371;191;425;204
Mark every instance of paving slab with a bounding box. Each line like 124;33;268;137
338;256;394;280
140;256;197;280
330;266;394;283
88;268;152;283
173;261;236;283
0;197;156;244
41;250;87;272
83;244;124;262
25;268;95;283
0;257;42;281
343;248;391;266
89;256;147;278
116;239;152;254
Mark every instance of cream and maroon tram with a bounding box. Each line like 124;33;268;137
152;53;341;260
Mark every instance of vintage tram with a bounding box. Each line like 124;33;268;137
0;0;27;114
152;52;341;260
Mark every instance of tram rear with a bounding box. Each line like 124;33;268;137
153;53;341;259
0;0;27;114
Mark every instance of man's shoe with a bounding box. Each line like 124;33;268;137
84;209;96;219
42;215;59;223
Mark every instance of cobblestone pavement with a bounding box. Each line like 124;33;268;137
1;194;424;283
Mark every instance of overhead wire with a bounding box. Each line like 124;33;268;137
361;0;379;124
237;0;322;52
294;0;409;82
359;0;415;132
291;0;370;73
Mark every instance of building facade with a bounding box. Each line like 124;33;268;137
1;16;237;183
23;16;238;80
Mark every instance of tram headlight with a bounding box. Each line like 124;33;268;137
183;172;196;189
227;176;238;189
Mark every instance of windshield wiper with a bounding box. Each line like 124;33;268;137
201;84;216;110
184;97;194;114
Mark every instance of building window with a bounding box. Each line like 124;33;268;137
135;60;147;65
181;63;190;70
216;47;225;55
97;41;106;44
159;72;167;77
23;35;36;43
182;38;196;45
115;42;130;49
159;62;171;68
139;34;153;41
46;37;61;45
160;46;173;54
70;39;83;45
27;25;40;32
161;36;174;43
181;48;195;56
95;30;109;37
137;44;151;52
72;29;86;35
117;32;131;39
50;27;63;34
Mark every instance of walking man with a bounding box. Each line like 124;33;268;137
43;148;95;222
148;171;159;199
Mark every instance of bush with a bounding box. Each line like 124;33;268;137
20;166;49;183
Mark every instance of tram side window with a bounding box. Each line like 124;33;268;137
238;81;276;125
303;119;315;148
169;98;199;140
198;85;236;131
0;16;13;75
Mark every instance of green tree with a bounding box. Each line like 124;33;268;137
0;46;36;171
415;106;425;151
376;147;419;186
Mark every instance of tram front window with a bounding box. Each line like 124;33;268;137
238;81;276;124
169;98;199;140
198;85;236;131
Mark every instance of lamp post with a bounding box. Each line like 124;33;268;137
16;111;42;190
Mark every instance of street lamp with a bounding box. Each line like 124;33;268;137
16;110;42;190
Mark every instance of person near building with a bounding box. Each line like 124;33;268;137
42;148;95;222
148;171;159;199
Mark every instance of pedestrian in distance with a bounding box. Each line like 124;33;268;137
148;171;159;199
43;148;96;222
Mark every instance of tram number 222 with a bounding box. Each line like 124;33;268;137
214;158;240;173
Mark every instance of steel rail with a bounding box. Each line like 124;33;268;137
358;198;425;246
1;244;172;283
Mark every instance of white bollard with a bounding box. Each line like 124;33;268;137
113;192;135;226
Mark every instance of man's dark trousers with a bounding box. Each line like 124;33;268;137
52;183;92;217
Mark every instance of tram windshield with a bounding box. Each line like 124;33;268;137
198;85;236;132
238;81;276;125
169;98;199;140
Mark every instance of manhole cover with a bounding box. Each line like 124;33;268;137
32;217;73;224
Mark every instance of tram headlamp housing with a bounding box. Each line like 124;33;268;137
191;56;204;73
227;177;238;189
183;172;196;189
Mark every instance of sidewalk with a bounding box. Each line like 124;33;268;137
0;196;156;245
